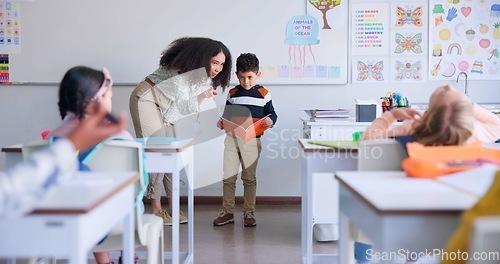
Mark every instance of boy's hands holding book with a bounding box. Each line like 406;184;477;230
218;115;271;143
261;117;273;127
217;118;224;129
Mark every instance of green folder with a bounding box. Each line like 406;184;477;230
308;140;359;150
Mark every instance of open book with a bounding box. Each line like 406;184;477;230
220;114;271;143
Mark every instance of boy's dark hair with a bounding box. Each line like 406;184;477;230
58;66;105;120
236;53;259;73
159;37;232;89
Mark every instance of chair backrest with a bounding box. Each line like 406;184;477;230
357;139;408;171
22;140;50;160
22;138;148;244
468;216;500;264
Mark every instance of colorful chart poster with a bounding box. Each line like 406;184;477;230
351;2;390;56
429;0;500;80
0;1;21;53
0;53;8;82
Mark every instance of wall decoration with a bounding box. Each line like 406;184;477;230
429;0;500;80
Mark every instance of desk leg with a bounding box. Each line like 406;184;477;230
301;155;313;264
339;212;355;264
172;165;180;264
69;250;86;264
122;207;134;264
187;155;194;263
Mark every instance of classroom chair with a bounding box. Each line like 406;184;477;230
469;216;500;264
353;139;408;262
357;138;408;171
22;139;164;264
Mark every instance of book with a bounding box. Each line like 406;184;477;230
220;114;271;143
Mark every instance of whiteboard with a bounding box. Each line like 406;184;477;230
9;0;348;85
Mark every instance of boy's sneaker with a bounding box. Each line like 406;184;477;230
167;209;188;224
243;211;257;227
213;210;234;226
154;209;172;226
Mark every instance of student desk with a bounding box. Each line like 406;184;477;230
0;171;138;264
141;139;194;264
298;139;358;264
2;139;195;264
335;171;479;264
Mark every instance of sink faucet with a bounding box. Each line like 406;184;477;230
456;71;468;97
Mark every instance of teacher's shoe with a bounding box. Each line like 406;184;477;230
213;210;234;226
153;209;172;226
243;211;256;227
168;209;188;224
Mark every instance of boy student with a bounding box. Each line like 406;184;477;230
213;53;278;227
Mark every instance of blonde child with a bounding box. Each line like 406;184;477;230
362;84;500;146
360;84;500;264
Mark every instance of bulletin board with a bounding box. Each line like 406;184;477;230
6;0;348;85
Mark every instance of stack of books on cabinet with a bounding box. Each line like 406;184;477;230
304;109;354;122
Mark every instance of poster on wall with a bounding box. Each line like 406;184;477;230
0;1;21;54
352;57;389;83
390;1;428;82
258;0;348;84
262;0;348;84
0;53;8;82
351;0;429;83
351;2;390;56
429;0;500;80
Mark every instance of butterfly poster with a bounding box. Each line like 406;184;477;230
390;58;427;82
352;57;389;83
391;31;428;55
391;2;427;29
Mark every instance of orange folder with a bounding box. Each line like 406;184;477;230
402;142;500;178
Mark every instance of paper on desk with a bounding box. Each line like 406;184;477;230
308;140;358;150
436;164;498;197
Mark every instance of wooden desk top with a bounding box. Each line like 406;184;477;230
33;171;138;215
1;143;22;153
335;171;478;214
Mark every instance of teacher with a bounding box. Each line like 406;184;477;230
129;37;232;225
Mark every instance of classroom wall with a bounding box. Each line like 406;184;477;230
1;81;498;196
